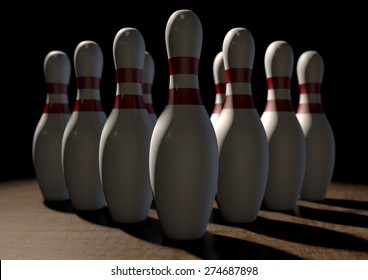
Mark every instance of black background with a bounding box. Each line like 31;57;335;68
1;2;366;184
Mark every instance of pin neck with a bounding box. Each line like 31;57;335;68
225;68;252;84
299;83;321;94
142;83;155;114
44;82;70;114
167;56;203;105
77;77;100;89
221;68;254;109
267;76;291;89
168;57;199;75
297;82;324;114
74;76;103;112
266;76;292;102
116;68;142;83
265;76;294;112
46;83;69;93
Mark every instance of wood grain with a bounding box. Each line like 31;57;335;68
0;179;367;259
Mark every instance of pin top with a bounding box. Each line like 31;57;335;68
165;9;202;59
222;27;255;70
44;51;71;84
297;51;324;85
213;52;226;85
74;40;103;78
113;28;145;70
142;51;155;84
264;40;294;78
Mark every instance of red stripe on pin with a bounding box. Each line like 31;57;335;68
43;103;70;114
46;83;69;93
225;68;252;84
168;57;199;75
267;77;291;89
116;68;142;83
77;77;100;89
299;83;321;94
215;83;226;94
74;100;104;111
168;88;203;105
113;95;146;109
212;103;223;113
223;95;255;109
264;99;294;111
142;83;152;93
297;103;324;113
145;103;155;113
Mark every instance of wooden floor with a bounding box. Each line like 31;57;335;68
0;179;367;260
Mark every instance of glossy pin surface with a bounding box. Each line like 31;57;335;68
149;9;219;240
215;28;269;222
296;51;335;201
142;51;157;124
261;40;306;211
99;28;154;222
33;50;71;201
210;51;226;126
62;40;106;211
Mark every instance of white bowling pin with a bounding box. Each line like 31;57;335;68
215;28;269;223
260;40;306;211
142;51;157;124
62;40;106;211
99;28;154;223
296;51;335;201
32;50;71;201
149;9;219;240
210;51;226;126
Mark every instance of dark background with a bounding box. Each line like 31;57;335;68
1;2;366;184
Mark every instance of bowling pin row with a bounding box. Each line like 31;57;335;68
211;33;335;219
33;9;335;241
33;29;155;218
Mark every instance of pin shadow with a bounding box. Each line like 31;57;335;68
200;233;301;260
43;199;74;213
116;218;301;259
318;198;368;211
43;199;367;257
296;204;368;228
210;209;368;253
73;206;301;259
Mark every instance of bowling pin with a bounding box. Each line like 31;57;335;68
260;40;306;211
214;28;269;223
62;40;106;211
99;28;154;223
296;51;335;201
149;9;219;240
142;51;157;124
32;50;71;201
210;51;226;126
